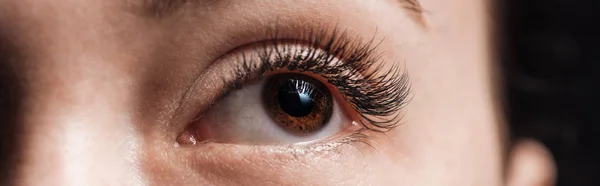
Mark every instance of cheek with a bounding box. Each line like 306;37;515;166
142;142;386;186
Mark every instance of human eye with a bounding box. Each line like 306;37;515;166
178;28;411;146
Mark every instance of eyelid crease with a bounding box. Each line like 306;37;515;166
220;26;413;133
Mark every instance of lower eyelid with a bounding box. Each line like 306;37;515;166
173;137;372;185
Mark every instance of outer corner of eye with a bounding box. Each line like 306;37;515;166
176;73;359;146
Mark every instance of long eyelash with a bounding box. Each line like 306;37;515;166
225;27;412;132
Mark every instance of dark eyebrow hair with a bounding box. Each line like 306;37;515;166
145;0;425;26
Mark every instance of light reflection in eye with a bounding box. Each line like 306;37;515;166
189;73;350;145
262;73;333;136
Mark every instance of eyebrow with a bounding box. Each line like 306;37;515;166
400;0;426;26
145;0;426;26
144;0;190;16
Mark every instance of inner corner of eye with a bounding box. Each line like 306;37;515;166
176;130;198;146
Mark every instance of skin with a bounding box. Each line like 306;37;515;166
0;0;555;185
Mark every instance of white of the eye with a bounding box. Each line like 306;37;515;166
201;80;348;145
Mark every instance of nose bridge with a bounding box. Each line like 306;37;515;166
13;60;139;186
8;15;141;183
2;1;144;185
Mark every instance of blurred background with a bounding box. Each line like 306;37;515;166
501;0;599;185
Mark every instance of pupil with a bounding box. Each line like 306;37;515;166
262;73;333;135
278;80;315;117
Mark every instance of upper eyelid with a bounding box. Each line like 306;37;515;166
218;27;412;132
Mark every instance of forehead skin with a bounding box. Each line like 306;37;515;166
0;0;500;185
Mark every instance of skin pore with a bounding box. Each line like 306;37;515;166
0;0;554;185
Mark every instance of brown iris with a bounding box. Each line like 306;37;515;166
262;73;333;136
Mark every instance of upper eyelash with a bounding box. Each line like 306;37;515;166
224;27;412;132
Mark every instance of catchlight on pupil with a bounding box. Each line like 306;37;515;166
278;79;315;117
262;74;333;135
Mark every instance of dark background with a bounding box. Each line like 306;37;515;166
502;0;599;185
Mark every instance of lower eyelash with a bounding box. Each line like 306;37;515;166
224;27;412;133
